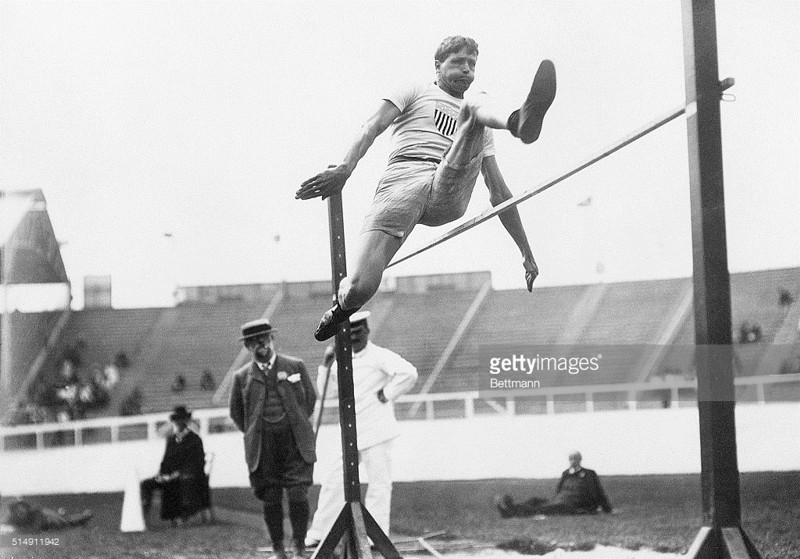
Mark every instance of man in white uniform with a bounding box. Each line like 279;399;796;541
305;311;418;546
296;36;557;341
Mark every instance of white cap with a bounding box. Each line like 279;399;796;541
348;310;371;328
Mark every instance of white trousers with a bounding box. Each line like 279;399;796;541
307;439;394;541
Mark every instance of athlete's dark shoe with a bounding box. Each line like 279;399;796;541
314;303;361;341
509;59;557;144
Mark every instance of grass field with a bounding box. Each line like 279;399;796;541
2;472;798;558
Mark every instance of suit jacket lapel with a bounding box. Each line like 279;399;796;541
248;361;266;384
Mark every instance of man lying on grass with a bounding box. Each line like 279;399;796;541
496;451;613;517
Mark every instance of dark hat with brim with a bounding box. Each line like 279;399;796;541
170;405;192;421
239;318;276;340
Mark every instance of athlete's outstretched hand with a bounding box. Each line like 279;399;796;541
524;257;539;292
296;164;350;201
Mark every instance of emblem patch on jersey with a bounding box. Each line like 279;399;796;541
434;103;458;136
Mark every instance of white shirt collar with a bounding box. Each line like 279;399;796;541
352;341;372;358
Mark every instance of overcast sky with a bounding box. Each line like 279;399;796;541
1;0;798;309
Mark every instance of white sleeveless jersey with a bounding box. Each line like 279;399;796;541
384;81;495;163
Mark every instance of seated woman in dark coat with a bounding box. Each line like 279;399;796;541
140;406;208;523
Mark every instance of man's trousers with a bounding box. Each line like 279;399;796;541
306;440;393;542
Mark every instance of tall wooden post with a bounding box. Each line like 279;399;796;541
310;192;401;559
682;1;761;557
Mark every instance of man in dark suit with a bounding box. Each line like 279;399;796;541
496;451;613;517
230;319;316;559
140;405;207;524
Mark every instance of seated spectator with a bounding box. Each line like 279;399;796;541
30;383;59;423
779;288;794;308
61;339;85;369
171;374;187;393
4;499;93;532
738;321;763;344
103;364;120;389
140;406;209;525
9;402;34;426
114;350;130;369
57;360;79;387
199;369;216;391
32;381;56;408
38;359;83;421
119;387;143;416
496;451;613;518
56;382;85;420
79;370;111;411
738;321;750;343
92;370;111;405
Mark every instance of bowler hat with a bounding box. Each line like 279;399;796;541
170;405;192;421
239;318;276;340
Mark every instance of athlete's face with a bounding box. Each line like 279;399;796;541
435;47;476;98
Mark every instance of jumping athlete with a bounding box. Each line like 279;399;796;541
296;36;557;341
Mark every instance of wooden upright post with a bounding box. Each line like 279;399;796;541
311;192;401;559
682;1;761;557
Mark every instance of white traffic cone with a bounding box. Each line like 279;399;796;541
120;468;146;532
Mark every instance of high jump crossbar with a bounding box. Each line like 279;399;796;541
387;77;734;270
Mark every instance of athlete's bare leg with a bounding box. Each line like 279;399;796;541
338;230;403;311
419;101;490;226
448;101;489;163
448;59;557;144
314;229;403;341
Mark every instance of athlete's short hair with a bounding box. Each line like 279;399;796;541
434;36;479;63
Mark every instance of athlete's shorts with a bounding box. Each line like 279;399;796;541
361;152;483;239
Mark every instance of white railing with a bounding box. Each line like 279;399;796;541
0;407;233;452
2;374;798;452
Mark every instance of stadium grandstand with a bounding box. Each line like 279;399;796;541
2;260;798;425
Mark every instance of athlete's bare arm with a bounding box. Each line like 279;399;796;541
481;154;539;291
295;101;401;201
